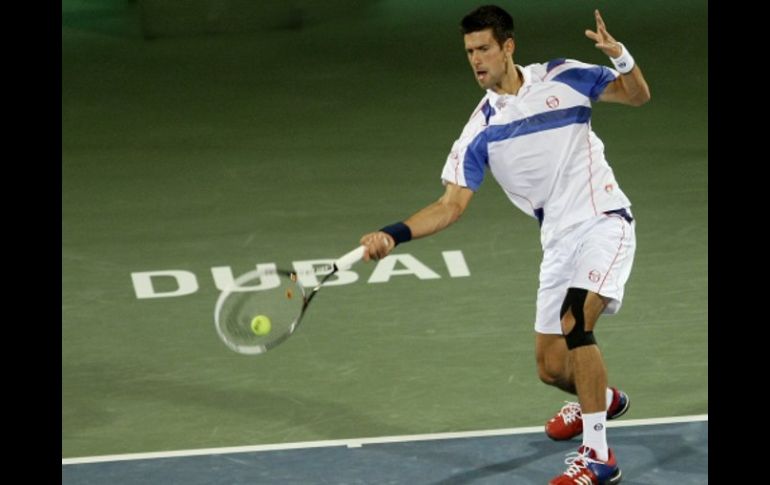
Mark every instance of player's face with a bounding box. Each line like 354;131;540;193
464;29;512;91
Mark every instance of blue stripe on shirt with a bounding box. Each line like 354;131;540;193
462;134;488;190
552;65;617;100
462;106;592;191
480;100;496;125
546;58;567;72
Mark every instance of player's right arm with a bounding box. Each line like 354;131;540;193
360;182;474;261
361;96;487;261
404;182;474;238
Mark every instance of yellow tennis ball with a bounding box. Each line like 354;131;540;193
250;315;271;336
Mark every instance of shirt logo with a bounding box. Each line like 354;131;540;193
588;270;601;283
494;98;507;110
546;96;560;109
604;183;614;193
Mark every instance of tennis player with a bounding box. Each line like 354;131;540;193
359;6;650;484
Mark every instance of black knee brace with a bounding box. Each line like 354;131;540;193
560;288;597;350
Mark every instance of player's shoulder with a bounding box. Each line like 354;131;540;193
530;58;601;81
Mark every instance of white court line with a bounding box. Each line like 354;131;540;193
62;414;707;465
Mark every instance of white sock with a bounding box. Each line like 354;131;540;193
582;411;608;461
605;388;614;411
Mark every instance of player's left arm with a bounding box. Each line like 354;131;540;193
586;9;651;107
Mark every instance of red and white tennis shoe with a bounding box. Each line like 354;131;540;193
545;388;630;441
549;445;622;485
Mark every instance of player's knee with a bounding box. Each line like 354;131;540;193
560;288;598;350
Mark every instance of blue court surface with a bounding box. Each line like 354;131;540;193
62;416;707;484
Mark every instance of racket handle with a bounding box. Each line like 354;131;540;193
335;246;366;270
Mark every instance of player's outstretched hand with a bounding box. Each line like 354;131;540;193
585;9;623;58
360;231;394;261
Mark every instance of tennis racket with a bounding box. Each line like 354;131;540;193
214;246;366;355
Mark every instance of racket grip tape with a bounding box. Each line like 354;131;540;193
335;246;366;270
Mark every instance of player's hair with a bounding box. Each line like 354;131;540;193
460;5;514;47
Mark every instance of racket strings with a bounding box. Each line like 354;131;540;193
215;270;307;354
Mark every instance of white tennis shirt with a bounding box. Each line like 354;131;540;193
441;59;632;247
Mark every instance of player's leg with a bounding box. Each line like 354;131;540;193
540;213;634;439
561;288;611;458
549;212;635;484
534;241;575;392
565;212;636;438
534;230;614;397
536;238;604;442
540;329;627;441
539;293;624;442
548;289;622;484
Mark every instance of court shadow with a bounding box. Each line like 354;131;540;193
422;438;562;485
608;425;708;484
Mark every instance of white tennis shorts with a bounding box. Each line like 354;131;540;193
534;211;636;335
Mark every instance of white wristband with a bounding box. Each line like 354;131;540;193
610;42;635;74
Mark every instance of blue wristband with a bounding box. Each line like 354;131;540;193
380;222;412;246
